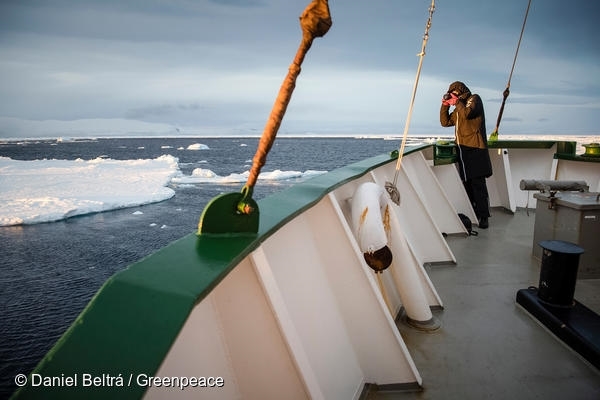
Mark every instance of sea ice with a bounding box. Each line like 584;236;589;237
0;155;179;226
170;168;326;184
186;143;209;150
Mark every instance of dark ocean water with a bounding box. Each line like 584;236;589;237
0;136;427;398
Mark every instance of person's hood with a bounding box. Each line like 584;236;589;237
448;81;471;99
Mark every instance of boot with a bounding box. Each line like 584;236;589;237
478;217;489;229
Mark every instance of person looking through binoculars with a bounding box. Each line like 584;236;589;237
440;81;492;229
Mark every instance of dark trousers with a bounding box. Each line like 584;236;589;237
463;176;490;219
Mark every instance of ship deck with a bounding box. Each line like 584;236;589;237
367;207;600;399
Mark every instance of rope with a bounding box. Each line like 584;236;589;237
390;0;435;187
507;0;531;88
491;0;531;137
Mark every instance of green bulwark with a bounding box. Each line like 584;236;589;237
11;146;416;400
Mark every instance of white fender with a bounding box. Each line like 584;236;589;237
351;182;440;331
352;182;440;331
351;182;393;273
351;182;389;254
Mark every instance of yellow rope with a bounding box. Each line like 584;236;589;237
390;0;436;187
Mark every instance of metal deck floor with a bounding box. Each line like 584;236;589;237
367;208;600;399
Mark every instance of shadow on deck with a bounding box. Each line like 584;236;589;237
366;207;600;399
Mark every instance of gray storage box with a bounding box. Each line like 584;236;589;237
533;192;600;278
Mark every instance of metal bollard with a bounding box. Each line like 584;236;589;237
537;240;584;307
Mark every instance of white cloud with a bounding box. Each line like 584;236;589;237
0;0;598;137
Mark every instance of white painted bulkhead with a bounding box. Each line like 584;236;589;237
146;255;310;399
487;145;557;211
147;173;435;398
432;163;478;225
487;147;515;211
389;151;467;235
504;147;557;209
486;144;599;212
555;159;600;192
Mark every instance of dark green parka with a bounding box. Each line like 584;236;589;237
440;81;492;180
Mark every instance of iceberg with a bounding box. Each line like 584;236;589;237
186;143;210;150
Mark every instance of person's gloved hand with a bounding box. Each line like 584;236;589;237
446;93;458;106
442;96;450;106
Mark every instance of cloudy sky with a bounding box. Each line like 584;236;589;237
0;0;598;138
